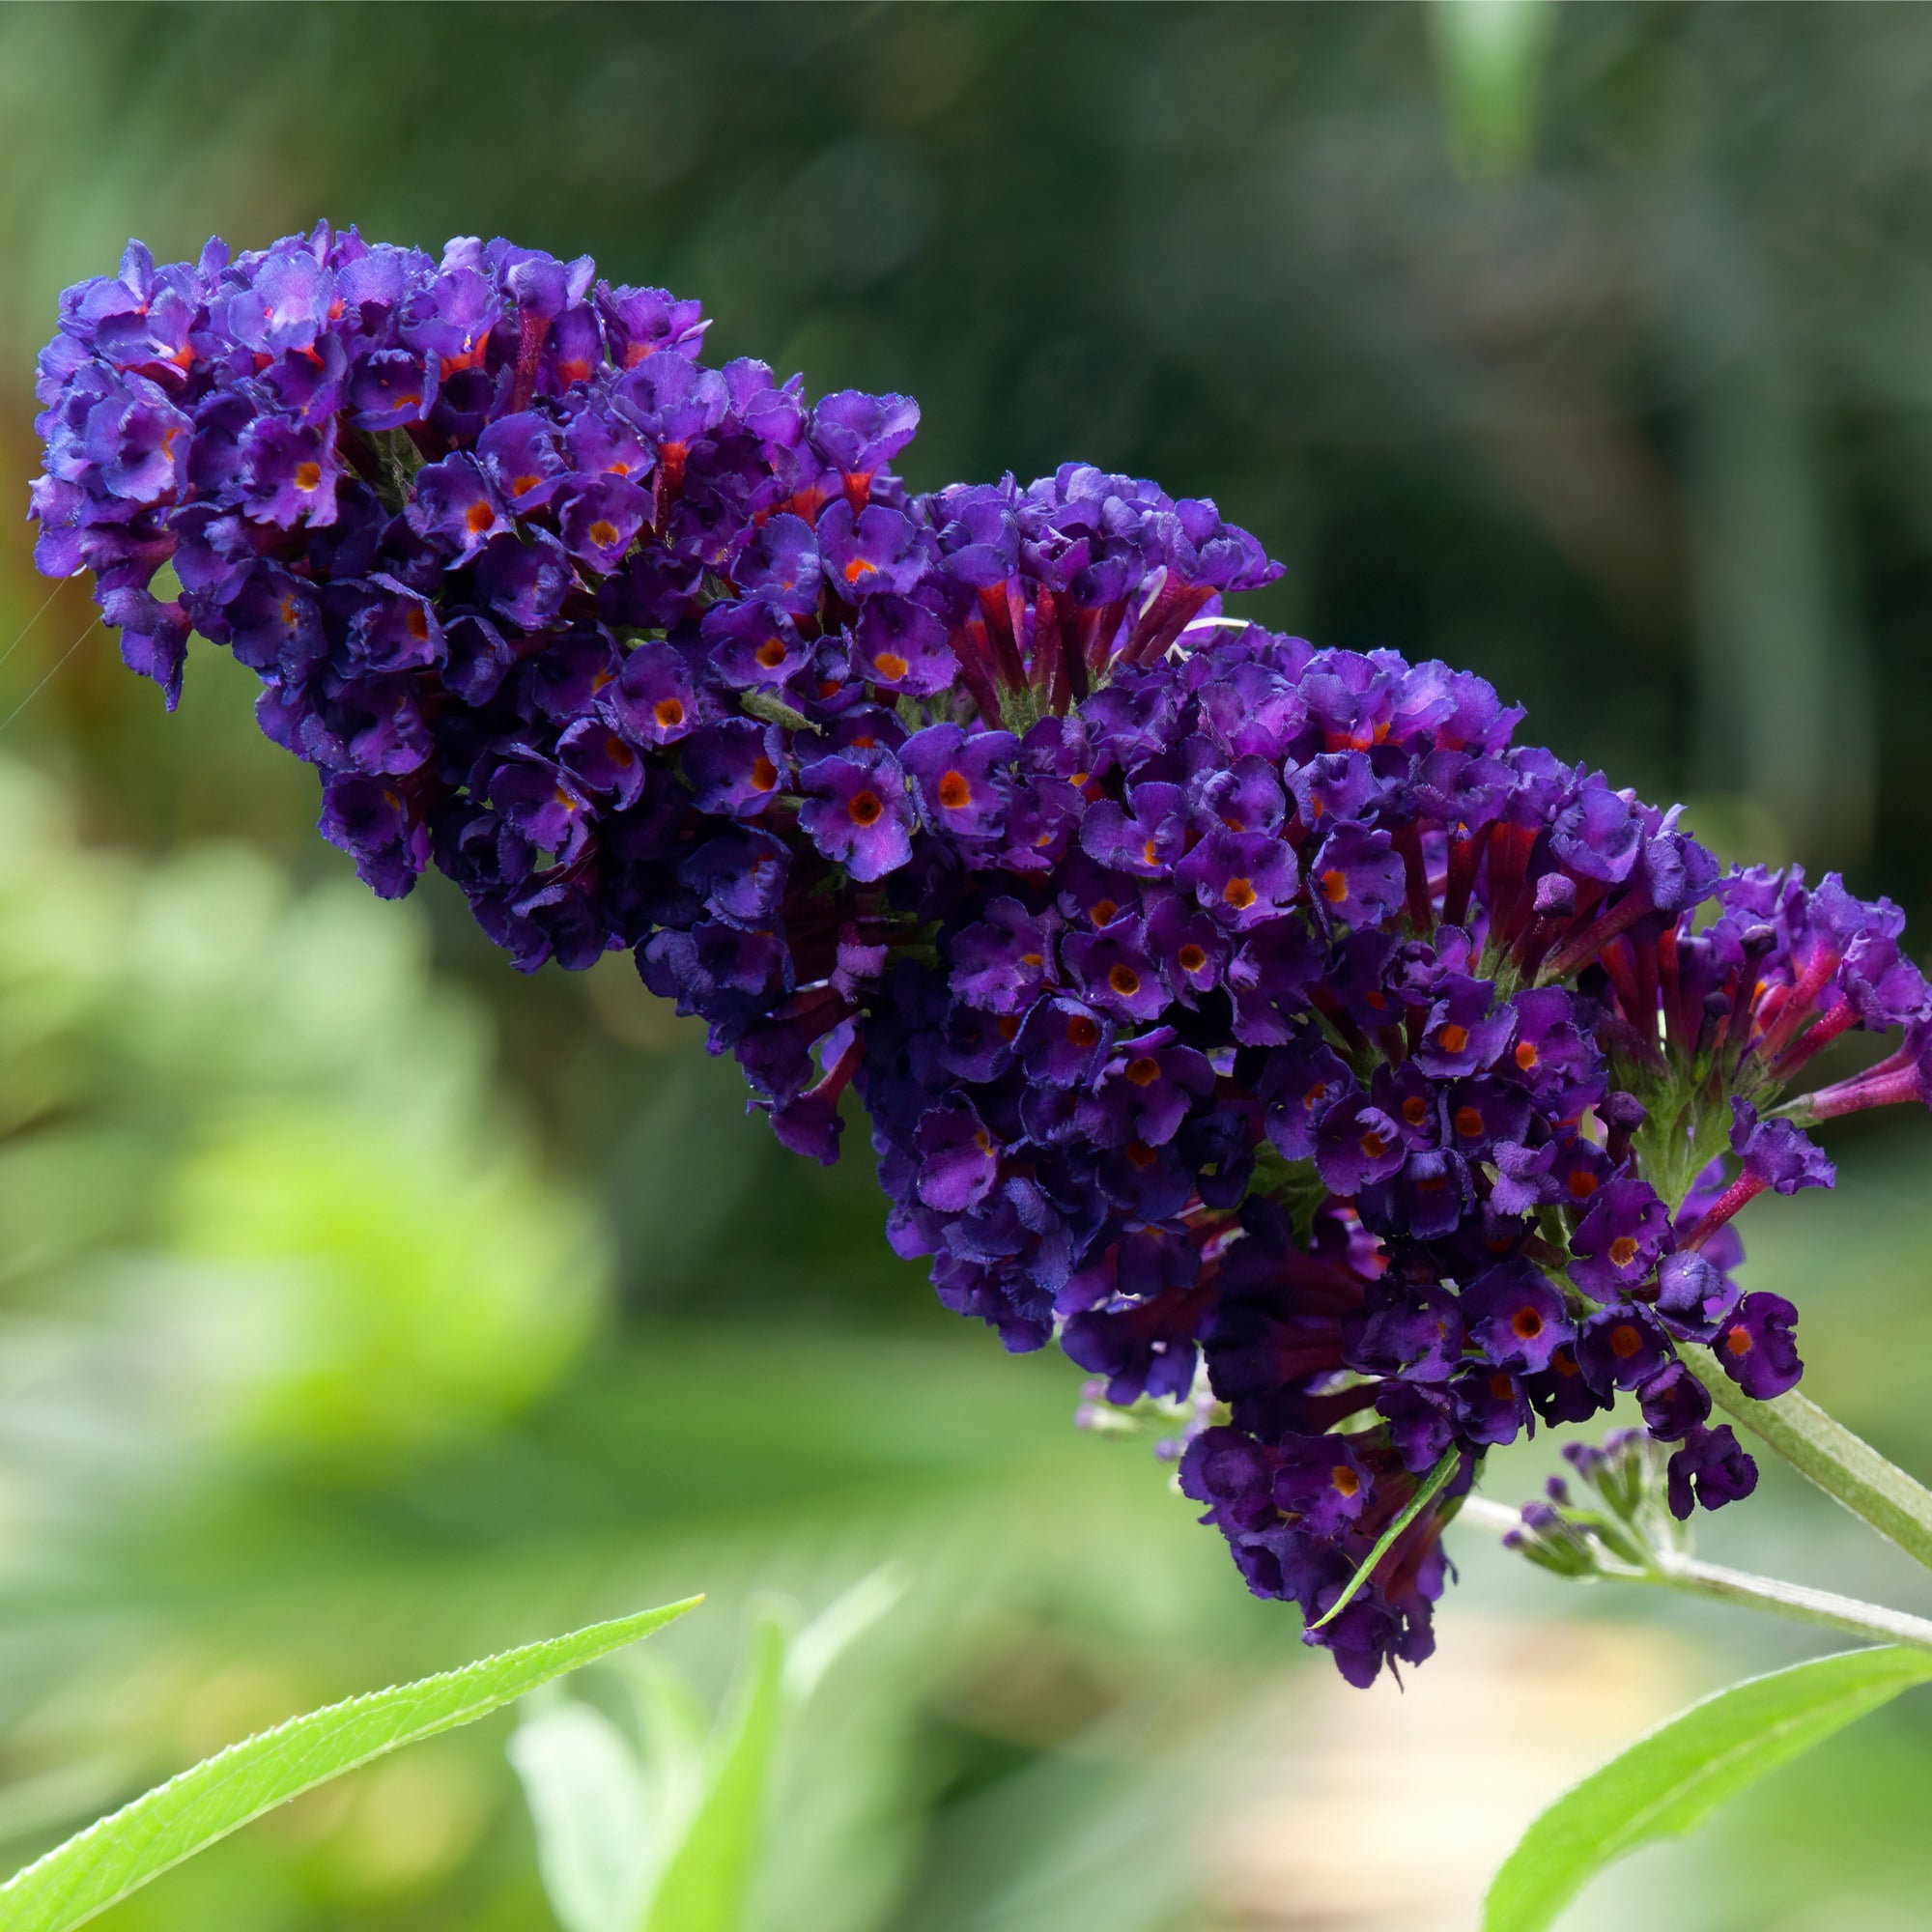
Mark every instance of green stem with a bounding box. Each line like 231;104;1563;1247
1684;1355;1932;1575
1461;1497;1932;1652
1651;1555;1932;1653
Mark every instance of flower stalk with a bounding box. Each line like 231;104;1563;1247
1649;1554;1932;1653
1468;1422;1932;1662
1464;1492;1932;1654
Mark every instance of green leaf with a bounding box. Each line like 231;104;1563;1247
644;1609;787;1932
781;1565;906;1704
624;1654;714;1817
511;1573;901;1932
739;690;816;735
1483;1644;1932;1932
509;1698;656;1932
1310;1448;1462;1631
0;1597;701;1932
1429;0;1556;180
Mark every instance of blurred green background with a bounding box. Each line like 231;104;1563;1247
4;4;1932;1927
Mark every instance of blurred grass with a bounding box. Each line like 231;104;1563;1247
4;4;1932;1928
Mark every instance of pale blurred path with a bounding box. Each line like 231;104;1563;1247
1201;1618;1694;1932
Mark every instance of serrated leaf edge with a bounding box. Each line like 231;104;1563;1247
0;1596;701;1932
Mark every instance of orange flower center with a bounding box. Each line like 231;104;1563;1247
1609;1322;1643;1358
1608;1235;1639;1268
1436;1023;1469;1054
1126;1056;1162;1087
937;770;972;810
1066;1015;1101;1049
1330;1465;1360;1497
1453;1105;1484;1139
1567;1170;1598;1200
1511;1307;1545;1340
756;638;788;668
294;460;322;492
1515;1039;1539;1070
846;788;883;827
1178;943;1208;974
1320;867;1349;903
464;500;495;535
653;697;686;730
1223;876;1257;910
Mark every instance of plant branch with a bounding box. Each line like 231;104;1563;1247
1651;1555;1932;1652
1462;1495;1932;1653
1683;1356;1932;1576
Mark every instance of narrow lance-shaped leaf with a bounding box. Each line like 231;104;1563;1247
1483;1644;1932;1932
0;1597;701;1932
1310;1447;1461;1631
514;1566;906;1932
509;1699;657;1932
1430;0;1557;178
643;1609;788;1932
782;1565;906;1704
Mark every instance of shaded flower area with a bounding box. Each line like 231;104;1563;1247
30;226;1932;1686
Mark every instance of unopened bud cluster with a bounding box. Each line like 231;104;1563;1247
1504;1432;1702;1582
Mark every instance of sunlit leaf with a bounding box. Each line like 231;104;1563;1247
1483;1645;1932;1932
782;1566;907;1704
0;1598;700;1932
624;1654;714;1824
1430;0;1555;179
643;1609;787;1932
510;1698;656;1932
514;1572;906;1932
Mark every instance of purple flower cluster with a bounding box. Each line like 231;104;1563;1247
33;228;1932;1687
